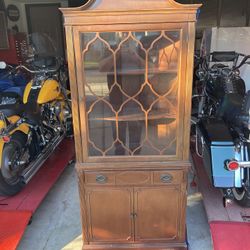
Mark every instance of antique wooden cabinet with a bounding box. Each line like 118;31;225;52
61;0;201;249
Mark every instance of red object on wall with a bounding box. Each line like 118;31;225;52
0;32;27;65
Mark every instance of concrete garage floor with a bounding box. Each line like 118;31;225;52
17;164;213;250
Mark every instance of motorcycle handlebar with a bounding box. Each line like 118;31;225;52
14;58;61;74
200;53;250;72
196;52;250;82
234;55;250;70
16;64;60;74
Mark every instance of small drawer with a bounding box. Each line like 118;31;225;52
116;171;151;185
85;172;115;185
153;170;183;185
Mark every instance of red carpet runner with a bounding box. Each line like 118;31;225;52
0;211;32;250
210;221;250;250
0;138;75;250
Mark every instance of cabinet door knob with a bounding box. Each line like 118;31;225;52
96;175;107;183
160;173;173;183
130;213;137;218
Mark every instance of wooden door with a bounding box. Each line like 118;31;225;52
134;186;181;242
73;25;190;163
85;187;134;243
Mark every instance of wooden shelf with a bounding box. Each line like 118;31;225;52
89;110;176;121
86;65;178;75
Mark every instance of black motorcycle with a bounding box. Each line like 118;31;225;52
193;51;250;207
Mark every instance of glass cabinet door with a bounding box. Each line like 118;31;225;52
81;30;181;157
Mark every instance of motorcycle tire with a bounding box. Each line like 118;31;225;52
232;187;250;207
0;132;27;196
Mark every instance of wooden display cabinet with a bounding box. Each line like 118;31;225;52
61;0;201;249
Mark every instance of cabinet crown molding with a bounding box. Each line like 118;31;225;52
60;0;201;14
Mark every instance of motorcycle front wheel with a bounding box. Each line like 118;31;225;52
232;187;250;207
0;132;27;196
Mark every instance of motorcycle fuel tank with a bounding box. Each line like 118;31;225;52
37;79;60;104
197;118;236;187
23;79;60;104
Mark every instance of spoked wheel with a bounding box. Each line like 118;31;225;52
232;187;250;207
0;132;27;196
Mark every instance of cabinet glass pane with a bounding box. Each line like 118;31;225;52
81;30;180;157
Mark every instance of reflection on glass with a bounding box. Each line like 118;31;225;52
81;31;180;157
148;31;179;73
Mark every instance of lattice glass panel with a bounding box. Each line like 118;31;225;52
81;30;180;157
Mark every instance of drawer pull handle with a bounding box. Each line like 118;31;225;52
160;174;173;183
96;175;107;184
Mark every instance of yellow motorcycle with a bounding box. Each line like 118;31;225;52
0;57;72;196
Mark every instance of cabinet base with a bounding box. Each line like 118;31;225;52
82;242;187;250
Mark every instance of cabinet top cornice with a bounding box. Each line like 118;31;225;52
60;0;201;14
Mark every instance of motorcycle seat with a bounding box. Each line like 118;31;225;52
22;103;42;125
217;93;242;123
0;104;24;117
0;103;42;127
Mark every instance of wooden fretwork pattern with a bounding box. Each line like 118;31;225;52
61;0;201;249
82;31;180;157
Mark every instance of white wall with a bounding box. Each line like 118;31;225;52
4;0;68;33
205;27;250;90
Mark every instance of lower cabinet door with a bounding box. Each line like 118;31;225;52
85;187;134;243
134;186;182;242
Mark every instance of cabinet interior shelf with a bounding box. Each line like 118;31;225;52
86;66;178;75
89;111;176;122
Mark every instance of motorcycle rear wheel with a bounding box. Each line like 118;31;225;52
232;187;250;207
0;132;27;196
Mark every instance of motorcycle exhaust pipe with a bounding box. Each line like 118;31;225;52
21;133;65;184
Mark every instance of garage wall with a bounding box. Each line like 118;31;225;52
4;0;68;33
